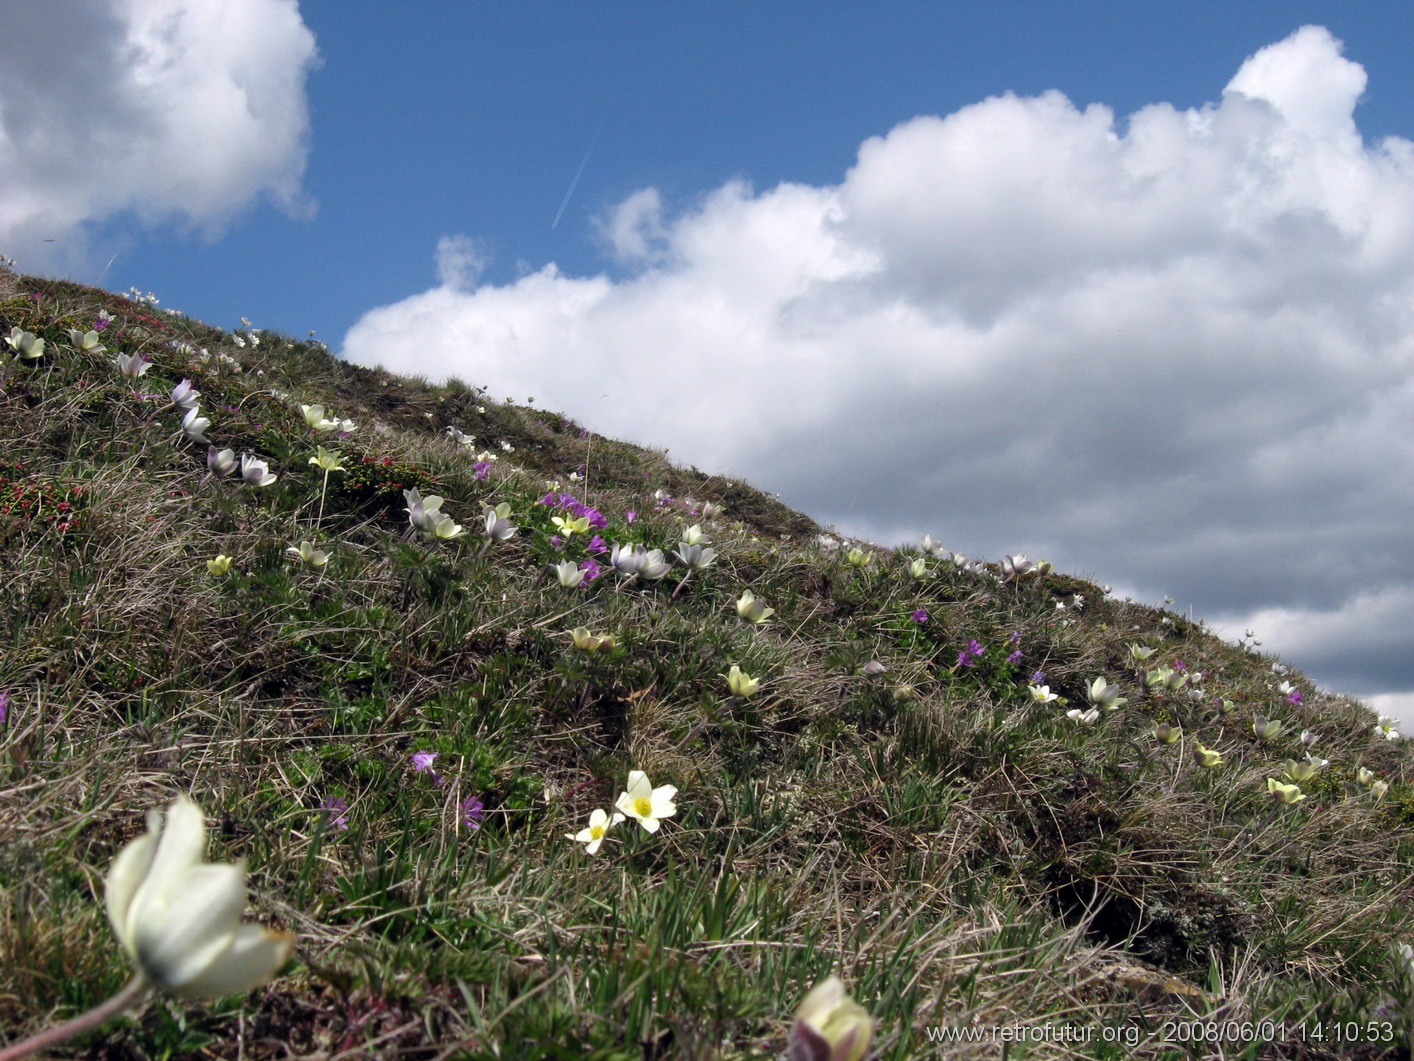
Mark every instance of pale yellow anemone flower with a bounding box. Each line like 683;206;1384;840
106;795;293;997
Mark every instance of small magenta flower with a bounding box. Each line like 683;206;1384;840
911;608;929;623
0;690;8;724
411;750;438;774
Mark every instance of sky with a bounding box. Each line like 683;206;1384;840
3;2;1414;725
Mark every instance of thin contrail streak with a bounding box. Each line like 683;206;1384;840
552;124;604;230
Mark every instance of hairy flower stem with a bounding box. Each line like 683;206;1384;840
0;974;150;1060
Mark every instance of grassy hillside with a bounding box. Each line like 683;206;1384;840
2;267;1414;1060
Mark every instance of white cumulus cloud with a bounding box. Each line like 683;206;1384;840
0;0;318;267
342;26;1414;719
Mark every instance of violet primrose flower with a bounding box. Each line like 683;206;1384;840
912;608;929;623
320;797;349;831
462;796;485;830
411;750;438;773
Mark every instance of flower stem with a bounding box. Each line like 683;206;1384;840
0;974;150;1061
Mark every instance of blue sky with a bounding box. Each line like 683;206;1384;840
57;1;1414;342
5;2;1414;724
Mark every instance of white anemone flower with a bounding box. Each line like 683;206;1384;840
287;541;328;567
171;379;201;410
615;770;678;833
181;406;211;443
106;795;293;997
403;488;445;533
553;561;587;588
207;447;238;475
239;455;278;487
65;329;104;353
8;326;46;359
427;513;466;540
299;404;338;432
567;808;624;855
116;352;151;380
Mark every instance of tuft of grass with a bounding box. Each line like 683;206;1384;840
4;267;1414;1059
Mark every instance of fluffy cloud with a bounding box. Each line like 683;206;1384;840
342;26;1414;714
0;0;318;266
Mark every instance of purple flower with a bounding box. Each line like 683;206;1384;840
1173;659;1187;671
588;534;607;553
1008;630;1022;644
625;511;637;523
579;558;605;584
1007;650;1023;664
1286;689;1303;705
320;796;349;831
0;689;8;724
912;608;929;623
1030;670;1046;684
473;461;491;480
411;750;438;773
550;535;564;550
966;639;983;656
462;796;485;830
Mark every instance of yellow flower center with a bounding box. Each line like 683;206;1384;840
635;796;654;817
590;824;605;840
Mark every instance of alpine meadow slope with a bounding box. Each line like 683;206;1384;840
3;267;1414;1059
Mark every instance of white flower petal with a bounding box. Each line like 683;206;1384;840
173;924;294;998
132;862;247;989
105;829;156;953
